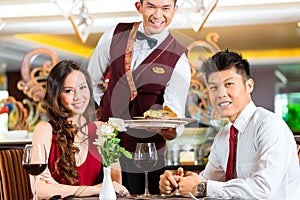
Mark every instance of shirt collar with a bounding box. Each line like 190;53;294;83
232;101;257;134
138;22;169;45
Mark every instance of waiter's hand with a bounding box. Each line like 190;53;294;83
145;127;177;140
159;127;176;140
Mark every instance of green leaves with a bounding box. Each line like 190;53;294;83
122;149;132;159
283;104;300;132
99;135;132;167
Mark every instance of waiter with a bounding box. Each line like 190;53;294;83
87;0;191;194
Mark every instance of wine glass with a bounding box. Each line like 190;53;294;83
134;142;158;197
22;144;47;200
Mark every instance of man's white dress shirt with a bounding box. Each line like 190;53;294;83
200;101;300;199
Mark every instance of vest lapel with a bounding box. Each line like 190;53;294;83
124;22;140;101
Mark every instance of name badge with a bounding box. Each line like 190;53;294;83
152;67;166;74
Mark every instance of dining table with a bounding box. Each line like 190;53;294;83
58;195;239;200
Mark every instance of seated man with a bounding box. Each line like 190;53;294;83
159;50;300;199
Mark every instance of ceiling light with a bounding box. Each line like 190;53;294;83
179;0;219;32
69;1;93;43
52;0;80;18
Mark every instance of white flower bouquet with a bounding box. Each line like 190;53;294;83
94;118;132;167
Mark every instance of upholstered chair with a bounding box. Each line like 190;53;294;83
0;149;32;200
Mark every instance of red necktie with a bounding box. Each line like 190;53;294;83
225;125;237;181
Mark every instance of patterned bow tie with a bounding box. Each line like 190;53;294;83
136;31;158;49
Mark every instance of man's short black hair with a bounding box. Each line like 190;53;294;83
202;49;251;83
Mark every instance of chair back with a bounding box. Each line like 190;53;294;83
0;149;32;200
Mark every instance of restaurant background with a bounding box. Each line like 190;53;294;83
0;0;300;160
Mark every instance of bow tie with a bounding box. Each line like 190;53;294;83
136;31;157;49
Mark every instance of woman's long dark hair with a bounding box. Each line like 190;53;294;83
43;60;95;185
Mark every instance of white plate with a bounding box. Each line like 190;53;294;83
124;118;197;129
133;117;198;124
133;117;197;123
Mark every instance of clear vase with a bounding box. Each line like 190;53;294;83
99;166;116;200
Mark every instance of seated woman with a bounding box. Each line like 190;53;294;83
30;60;129;198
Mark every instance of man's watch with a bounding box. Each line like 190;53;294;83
196;182;207;197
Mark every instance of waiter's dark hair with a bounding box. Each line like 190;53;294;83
140;0;177;5
202;49;251;83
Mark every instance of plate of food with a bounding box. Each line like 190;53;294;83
133;116;197;123
124;119;188;129
124;106;197;129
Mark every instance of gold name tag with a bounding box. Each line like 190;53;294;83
152;67;166;74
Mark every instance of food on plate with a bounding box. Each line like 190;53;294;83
143;106;177;118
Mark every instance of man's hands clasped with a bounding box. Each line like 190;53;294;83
159;167;201;197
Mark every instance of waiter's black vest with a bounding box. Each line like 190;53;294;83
99;22;187;152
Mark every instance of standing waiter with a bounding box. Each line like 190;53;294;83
87;0;191;194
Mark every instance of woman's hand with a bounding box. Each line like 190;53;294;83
112;181;130;197
39;169;59;185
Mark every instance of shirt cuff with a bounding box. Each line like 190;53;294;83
207;180;225;197
176;124;184;137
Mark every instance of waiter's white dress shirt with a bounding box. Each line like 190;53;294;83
200;101;300;199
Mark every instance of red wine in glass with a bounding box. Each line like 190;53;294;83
134;143;158;197
23;163;47;176
134;160;157;172
22;144;47;200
